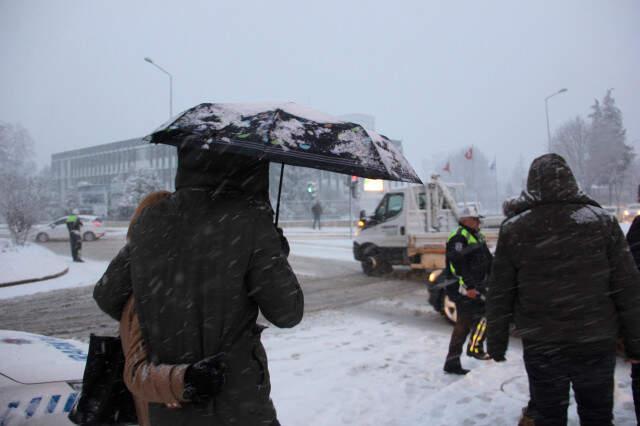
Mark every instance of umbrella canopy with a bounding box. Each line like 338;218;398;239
144;102;422;184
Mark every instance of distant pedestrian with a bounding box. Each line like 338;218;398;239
626;215;640;425
311;200;323;230
487;154;640;426
443;205;493;376
66;209;83;262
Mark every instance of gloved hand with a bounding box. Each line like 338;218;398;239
466;288;480;299
276;227;290;257
183;353;227;403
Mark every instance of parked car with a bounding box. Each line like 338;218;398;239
0;330;85;426
33;216;105;243
622;203;640;223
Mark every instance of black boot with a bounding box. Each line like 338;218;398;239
443;360;470;375
466;347;491;360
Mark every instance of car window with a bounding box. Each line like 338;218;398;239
387;194;404;218
374;195;388;219
417;193;426;210
53;218;66;226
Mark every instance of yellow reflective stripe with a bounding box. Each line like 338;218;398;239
469;318;487;353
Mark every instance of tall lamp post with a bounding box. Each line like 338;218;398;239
144;57;173;119
545;88;568;152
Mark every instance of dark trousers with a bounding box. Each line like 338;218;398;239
445;299;485;365
523;341;616;426
632;363;640;425
312;216;321;229
69;233;82;260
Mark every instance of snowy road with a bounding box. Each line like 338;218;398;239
0;239;424;341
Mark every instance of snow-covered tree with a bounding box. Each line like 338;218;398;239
585;90;634;203
550;116;590;190
119;169;163;210
0;123;45;245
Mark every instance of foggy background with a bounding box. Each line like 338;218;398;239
1;0;639;183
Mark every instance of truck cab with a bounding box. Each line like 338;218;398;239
353;176;461;276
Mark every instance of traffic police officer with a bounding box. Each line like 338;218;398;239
66;209;84;262
443;206;493;375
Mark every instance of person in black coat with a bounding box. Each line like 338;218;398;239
487;154;640;426
94;145;303;426
626;215;640;425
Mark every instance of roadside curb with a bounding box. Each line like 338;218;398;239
0;267;69;288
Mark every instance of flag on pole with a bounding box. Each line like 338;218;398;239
464;147;473;160
443;161;451;173
489;157;496;171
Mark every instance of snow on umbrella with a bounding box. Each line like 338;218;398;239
144;102;422;222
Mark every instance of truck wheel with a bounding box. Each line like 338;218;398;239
361;257;393;276
442;294;458;324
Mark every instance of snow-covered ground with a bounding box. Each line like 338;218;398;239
0;254;106;300
265;290;637;426
0;239;68;285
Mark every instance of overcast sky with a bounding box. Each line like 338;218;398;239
1;0;638;179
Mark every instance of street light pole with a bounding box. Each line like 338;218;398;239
545;88;568;152
144;57;173;119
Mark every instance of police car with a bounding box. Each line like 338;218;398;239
0;330;86;426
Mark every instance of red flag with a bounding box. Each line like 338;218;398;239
443;161;451;173
464;147;473;160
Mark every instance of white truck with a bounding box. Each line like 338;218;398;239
353;175;500;276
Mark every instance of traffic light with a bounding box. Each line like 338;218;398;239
350;176;358;198
307;182;316;196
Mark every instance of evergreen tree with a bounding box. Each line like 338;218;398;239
586;90;634;202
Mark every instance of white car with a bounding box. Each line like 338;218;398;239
33;216;105;243
0;330;86;426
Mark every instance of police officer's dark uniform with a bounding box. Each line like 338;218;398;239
443;212;493;375
66;213;84;262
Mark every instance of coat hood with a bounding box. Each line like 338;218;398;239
175;143;270;203
503;153;599;218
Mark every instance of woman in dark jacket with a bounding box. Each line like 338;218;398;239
95;147;303;426
626;215;640;424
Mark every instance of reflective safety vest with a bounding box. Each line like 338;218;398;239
447;226;484;287
66;214;78;223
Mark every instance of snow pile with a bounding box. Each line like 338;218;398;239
0;239;68;285
0;255;106;300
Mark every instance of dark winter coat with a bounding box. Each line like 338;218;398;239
444;225;493;303
487;153;640;359
95;147;303;426
626;216;640;269
311;202;322;217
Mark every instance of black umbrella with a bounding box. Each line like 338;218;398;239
145;102;422;223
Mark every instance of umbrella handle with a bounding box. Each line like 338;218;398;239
275;163;284;227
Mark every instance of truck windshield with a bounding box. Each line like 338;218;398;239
375;193;404;221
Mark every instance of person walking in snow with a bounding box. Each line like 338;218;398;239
112;145;303;426
443;205;493;375
66;209;83;262
311;200;323;230
487;153;640;426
